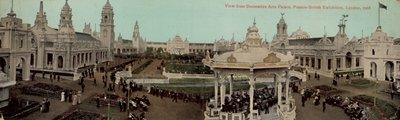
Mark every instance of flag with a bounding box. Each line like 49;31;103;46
379;3;387;10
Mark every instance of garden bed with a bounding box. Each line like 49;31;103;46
313;85;342;96
88;92;126;106
165;63;213;74
132;60;153;74
20;83;71;99
53;109;105;120
353;95;398;120
346;78;376;89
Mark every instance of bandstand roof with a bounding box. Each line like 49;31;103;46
203;19;296;70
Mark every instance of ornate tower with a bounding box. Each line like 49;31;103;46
244;18;263;47
34;1;47;29
272;13;288;46
100;0;115;61
58;0;75;39
83;23;92;35
334;15;349;50
132;21;145;53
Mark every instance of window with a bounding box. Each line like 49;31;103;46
20;39;23;48
372;49;375;55
328;59;332;70
387;49;389;55
356;57;360;67
336;58;341;68
318;59;321;69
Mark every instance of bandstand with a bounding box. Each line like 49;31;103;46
203;19;298;120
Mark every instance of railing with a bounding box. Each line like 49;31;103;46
277;99;296;120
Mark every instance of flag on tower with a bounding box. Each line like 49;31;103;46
379;3;387;10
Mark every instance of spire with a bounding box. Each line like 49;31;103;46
7;0;16;16
253;17;256;25
11;0;14;13
324;26;327;37
39;1;44;16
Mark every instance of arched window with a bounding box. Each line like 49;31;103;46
20;39;23;48
372;49;375;55
386;49;389;55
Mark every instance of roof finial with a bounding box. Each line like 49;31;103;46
11;0;14;13
253;17;256;25
324;26;327;37
281;13;285;18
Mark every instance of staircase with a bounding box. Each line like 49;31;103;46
260;105;281;120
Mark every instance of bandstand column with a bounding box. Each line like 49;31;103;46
229;74;233;98
285;71;290;105
214;78;219;106
249;76;255;120
220;78;226;105
277;82;282;106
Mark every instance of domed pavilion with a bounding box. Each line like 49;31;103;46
203;19;300;120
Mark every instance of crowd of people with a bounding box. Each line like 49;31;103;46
40;98;51;113
148;86;206;104
326;95;370;120
220;87;277;116
300;87;321;107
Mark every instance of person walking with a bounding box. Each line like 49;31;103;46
391;90;395;100
81;83;85;93
93;78;97;86
322;99;326;112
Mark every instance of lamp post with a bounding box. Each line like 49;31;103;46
126;86;130;119
107;98;111;120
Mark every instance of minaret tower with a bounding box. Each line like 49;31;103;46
132;21;145;53
34;1;48;29
58;0;75;38
334;15;349;50
100;0;115;61
272;13;289;46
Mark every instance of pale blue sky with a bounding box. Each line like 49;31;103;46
1;0;399;43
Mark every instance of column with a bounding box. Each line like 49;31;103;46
214;78;219;106
302;57;306;67
333;57;337;70
220;79;226;105
277;82;282;106
308;57;312;68
285;71;289;105
249;76;255;120
341;57;345;70
229;74;233;98
23;56;31;81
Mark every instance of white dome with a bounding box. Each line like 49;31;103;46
290;27;310;39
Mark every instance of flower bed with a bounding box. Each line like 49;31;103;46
21;83;70;99
132;60;153;74
89;93;126;106
353;95;397;120
313;85;342;96
165;63;213;74
53;109;105;120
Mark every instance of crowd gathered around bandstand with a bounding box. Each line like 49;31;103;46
220;87;277;116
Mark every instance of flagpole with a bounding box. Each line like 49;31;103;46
378;3;380;27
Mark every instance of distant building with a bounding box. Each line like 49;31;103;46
30;1;113;73
271;14;364;77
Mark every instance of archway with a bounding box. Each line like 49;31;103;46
57;56;63;68
16;58;27;81
385;61;394;81
346;52;352;68
370;62;377;79
117;49;121;54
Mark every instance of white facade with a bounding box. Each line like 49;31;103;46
363;26;400;82
271;14;364;77
0;7;31;108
